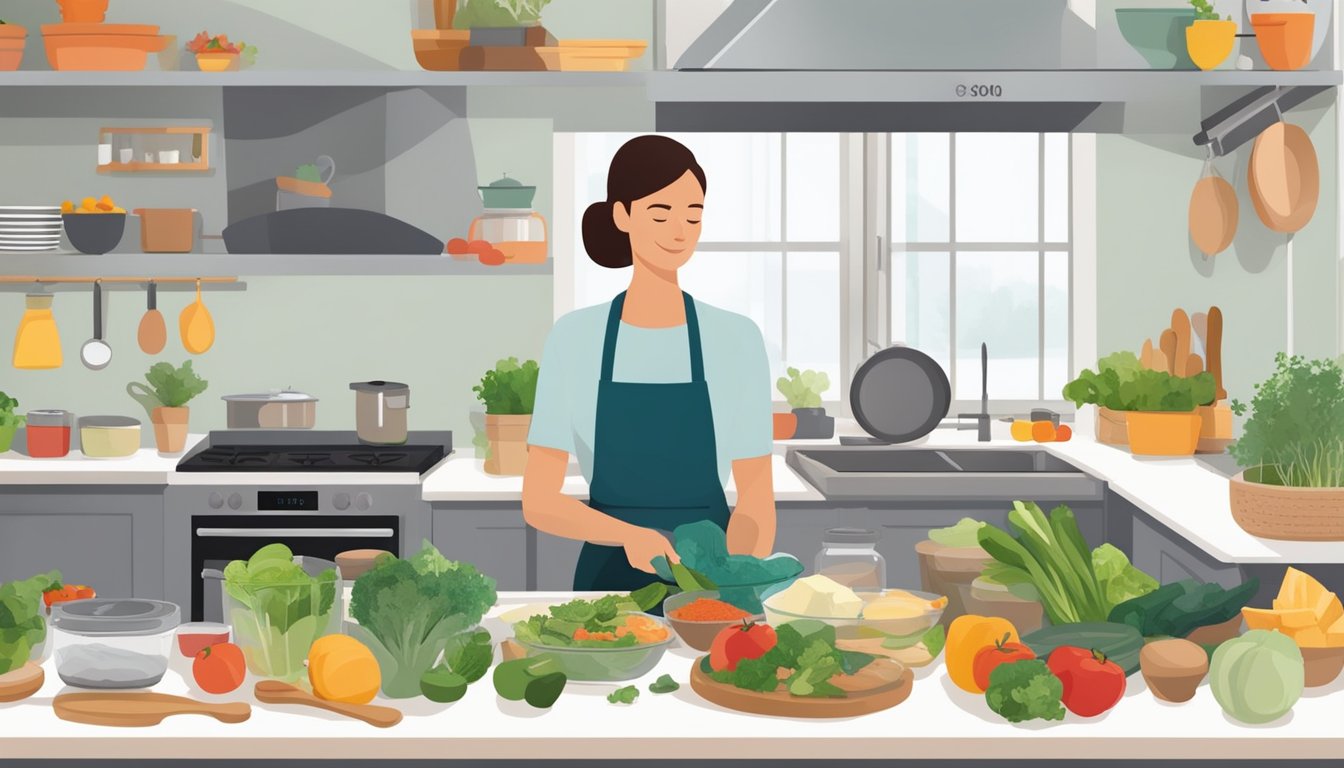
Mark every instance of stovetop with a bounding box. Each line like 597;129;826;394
175;430;452;474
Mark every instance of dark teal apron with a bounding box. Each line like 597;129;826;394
572;290;731;594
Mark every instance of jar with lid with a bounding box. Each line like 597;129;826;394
26;409;73;458
814;528;885;591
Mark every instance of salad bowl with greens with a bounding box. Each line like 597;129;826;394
220;543;340;681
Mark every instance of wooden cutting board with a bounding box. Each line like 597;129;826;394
53;693;251;727
690;657;913;718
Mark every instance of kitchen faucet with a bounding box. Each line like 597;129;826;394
957;342;991;442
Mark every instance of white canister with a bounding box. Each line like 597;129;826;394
160;150;180;164
119;148;134;163
97;143;112;165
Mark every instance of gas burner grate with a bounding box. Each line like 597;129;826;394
282;453;336;467
349;452;409;467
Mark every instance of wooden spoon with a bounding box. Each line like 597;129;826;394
1171;309;1191;376
253;681;402;728
1159;329;1178;375
0;662;43;703
136;280;166;355
1192;311;1209;355
1140;339;1155;369
54;692;250;727
1208;306;1226;400
1186;354;1204;376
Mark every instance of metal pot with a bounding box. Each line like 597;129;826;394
222;390;318;429
477;174;536;209
349;381;409;445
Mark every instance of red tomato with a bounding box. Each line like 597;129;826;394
972;632;1035;691
479;248;507;267
193;642;247;694
1054;425;1073;442
43;584;95;609
1046;646;1126;717
466;239;492;255
709;620;777;672
446;238;470;255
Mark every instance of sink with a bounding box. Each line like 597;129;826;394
786;447;1104;502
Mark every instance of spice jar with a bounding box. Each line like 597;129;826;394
814;528;886;591
26;409;73;458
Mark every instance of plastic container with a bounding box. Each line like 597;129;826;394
215;557;343;681
26;409;73;458
761;583;946;648
175;621;231;657
78;415;141;458
134;208;195;253
815;528;885;591
50;598;180;689
663;590;762;652
515;615;674;681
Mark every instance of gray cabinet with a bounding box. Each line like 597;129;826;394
535;530;582;591
431;504;529;591
0;486;164;599
1129;510;1243;589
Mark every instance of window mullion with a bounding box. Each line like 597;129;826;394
1038;133;1047;401
780;133;788;364
948;132;957;397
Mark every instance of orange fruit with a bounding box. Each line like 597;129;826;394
1010;420;1034;442
1031;421;1056;442
1054;424;1073;442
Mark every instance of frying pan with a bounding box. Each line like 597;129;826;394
849;345;951;444
1249;121;1319;233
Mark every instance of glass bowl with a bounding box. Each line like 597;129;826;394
221;563;343;682
662;590;763;652
761;583;947;648
514;613;675;681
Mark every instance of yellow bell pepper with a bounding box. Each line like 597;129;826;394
946;614;1019;693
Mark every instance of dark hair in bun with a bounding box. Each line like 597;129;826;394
582;135;706;269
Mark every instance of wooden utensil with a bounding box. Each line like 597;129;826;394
690;657;913;718
1208;306;1226;400
0;662;43;703
1192;311;1209;355
1186;354;1204;376
136;280;166;355
1188;170;1239;256
253;681;402;728
1140;338;1155;369
1159;329;1178;375
53;693;251;727
1249;121;1320;233
1171;309;1191;376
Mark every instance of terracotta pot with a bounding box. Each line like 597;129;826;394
772;412;797;440
1095;406;1128;446
195;51;239;72
914;540;993;628
57;0;109;23
1125;411;1201;456
484;413;531;476
1250;13;1314;71
150;406;189;455
1301;646;1344;687
1185;19;1236;71
1229;469;1344;541
0;24;27;71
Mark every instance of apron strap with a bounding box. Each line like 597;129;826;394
599;290;706;384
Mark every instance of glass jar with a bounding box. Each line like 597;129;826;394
26;409;73;458
814;528;886;591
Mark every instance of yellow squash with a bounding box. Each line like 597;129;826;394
179;280;215;354
946;614;1019;693
308;634;381;704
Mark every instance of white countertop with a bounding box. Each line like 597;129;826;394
0;438;200;485
4;591;1340;762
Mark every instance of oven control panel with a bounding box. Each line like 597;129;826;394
203;490;375;512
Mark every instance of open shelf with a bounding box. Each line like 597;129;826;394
0;70;647;87
0;252;554;277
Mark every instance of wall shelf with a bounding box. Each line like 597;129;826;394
0;253;553;277
0;70;647;87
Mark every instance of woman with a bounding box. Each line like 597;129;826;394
522;135;777;593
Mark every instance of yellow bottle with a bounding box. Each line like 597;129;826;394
13;294;62;370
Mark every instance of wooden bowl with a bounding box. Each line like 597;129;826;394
1301;646;1344;687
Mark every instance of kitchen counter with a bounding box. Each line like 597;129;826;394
3;591;1340;763
0;437;203;485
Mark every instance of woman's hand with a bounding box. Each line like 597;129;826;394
624;527;679;574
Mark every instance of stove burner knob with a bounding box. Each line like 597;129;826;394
208;492;224;509
355;493;372;511
333;492;352;511
227;493;243;510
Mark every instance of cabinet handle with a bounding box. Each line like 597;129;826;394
195;527;394;538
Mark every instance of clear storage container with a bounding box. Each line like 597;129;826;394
814;528;886;591
50;598;180;689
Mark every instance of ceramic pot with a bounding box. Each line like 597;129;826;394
0;24;26;71
1229;469;1344;541
1115;8;1197;69
1095;406;1129;445
791;407;834;440
484;414;530;476
195;51;239;72
1250;12;1314;70
1125;411;1201;456
56;0;108;23
772;412;797;440
151;406;189;455
1186;19;1237;70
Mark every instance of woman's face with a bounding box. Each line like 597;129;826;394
613;170;704;271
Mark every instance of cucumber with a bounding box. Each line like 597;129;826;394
1022;622;1145;676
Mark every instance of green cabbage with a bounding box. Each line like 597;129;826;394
1091;543;1158;607
223;543;337;681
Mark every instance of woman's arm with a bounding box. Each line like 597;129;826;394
522;444;678;573
726;454;776;557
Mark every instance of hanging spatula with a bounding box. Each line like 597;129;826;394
137;280;166;355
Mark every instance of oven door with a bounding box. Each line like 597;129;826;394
192;514;399;622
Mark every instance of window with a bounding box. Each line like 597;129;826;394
562;133;845;402
886;133;1071;407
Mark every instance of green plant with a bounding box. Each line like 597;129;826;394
1063;352;1215;412
1189;0;1229;20
0;391;24;430
1230;354;1344;487
776;368;830;409
140;360;208;408
222;543;338;681
0;570;60;675
984;658;1066;723
473;357;539;415
454;0;552;28
294;163;321;183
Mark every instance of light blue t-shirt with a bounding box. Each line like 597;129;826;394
528;298;773;487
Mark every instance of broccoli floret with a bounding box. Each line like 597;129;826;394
984;659;1066;723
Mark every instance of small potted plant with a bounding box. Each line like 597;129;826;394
126;360;208;455
1185;0;1236;70
1228;354;1344;541
0;20;27;71
1063;351;1142;445
776;367;834;440
55;0;107;23
1065;352;1214;456
0;392;24;453
186;31;257;72
454;0;553;46
473;356;539;476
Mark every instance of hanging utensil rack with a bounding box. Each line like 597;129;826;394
0;277;244;292
1192;84;1331;157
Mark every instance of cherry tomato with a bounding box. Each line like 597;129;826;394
446;238;470;255
972;632;1036;691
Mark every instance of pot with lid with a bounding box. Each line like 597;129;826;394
477;174;536;209
222;389;318;429
349;381;409;445
50;598;180;689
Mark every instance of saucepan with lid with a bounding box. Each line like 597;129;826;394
222;389;318;429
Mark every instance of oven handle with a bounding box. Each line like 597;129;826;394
195;527;396;538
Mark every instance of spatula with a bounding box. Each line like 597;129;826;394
1171;309;1191;376
1208;306;1226;400
1192;311;1209;356
1159;329;1178;375
253;681;402;728
53;692;251;727
137;280;167;355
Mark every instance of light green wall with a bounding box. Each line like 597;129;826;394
1095;98;1339;409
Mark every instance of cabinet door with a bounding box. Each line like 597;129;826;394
432;507;528;591
0;513;135;599
1131;514;1242;588
535;531;583;591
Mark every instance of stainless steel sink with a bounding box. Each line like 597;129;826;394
786;447;1104;502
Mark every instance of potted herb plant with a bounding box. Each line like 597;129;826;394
186;31;258;72
473;357;539;476
55;0;107;23
1228;354;1344;541
1065;352;1214;456
0;392;24;453
0;20;27;72
1185;0;1236;70
776;367;834;440
126;360;208;455
1063;351;1142;445
454;0;553;46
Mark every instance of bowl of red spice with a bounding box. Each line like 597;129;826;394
663;590;764;652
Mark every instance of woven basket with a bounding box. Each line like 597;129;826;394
1229;470;1344;541
1096;407;1128;445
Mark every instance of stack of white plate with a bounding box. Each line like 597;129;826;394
0;206;64;252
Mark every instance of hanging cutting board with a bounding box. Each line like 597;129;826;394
53;692;251;727
689;656;913;718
